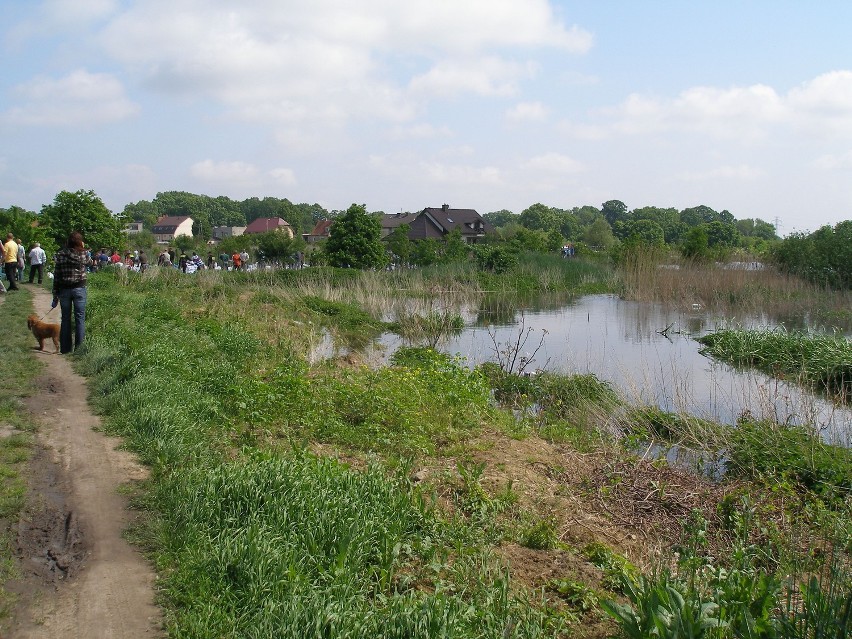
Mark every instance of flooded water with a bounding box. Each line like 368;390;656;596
374;295;851;445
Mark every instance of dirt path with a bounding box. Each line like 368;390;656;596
5;287;162;638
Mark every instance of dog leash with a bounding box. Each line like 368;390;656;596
38;305;57;322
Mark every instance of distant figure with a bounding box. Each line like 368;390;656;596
52;231;93;354
3;233;20;290
28;242;47;284
16;239;25;280
139;250;149;273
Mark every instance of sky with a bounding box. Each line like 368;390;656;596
1;1;851;234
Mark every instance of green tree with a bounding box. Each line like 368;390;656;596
705;220;742;248
622;219;665;246
772;221;852;289
583;217;617;250
483;209;517;228
0;205;58;256
385;224;413;265
680;205;719;227
572;205;602;227
411;238;440;266
519;203;560;232
736;218;778;241
441;228;469;262
473;244;518;274
632;206;685;244
601;200;629;226
681;225;710;259
254;230;305;265
39;190;125;251
323;203;387;269
122;200;160;228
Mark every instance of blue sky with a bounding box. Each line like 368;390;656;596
2;1;851;233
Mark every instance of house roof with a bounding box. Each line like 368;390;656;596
309;220;334;236
381;212;419;231
244;217;292;234
152;216;192;233
421;207;491;235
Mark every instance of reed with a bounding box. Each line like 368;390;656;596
697;328;852;402
620;252;852;329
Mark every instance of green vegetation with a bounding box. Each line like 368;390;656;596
724;420;851;506
697;328;852;399
323;203;388;269
772;220;852;289
0;289;45;619
0;229;845;637
602;509;850;639
79;272;576;636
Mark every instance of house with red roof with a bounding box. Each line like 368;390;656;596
244;217;294;238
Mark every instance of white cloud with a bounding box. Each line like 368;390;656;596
599;70;852;141
388;123;453;140
522;152;584;174
6;0;118;47
675;164;766;182
190;160;297;191
408;57;533;97
506;101;549;122
1;69;138;126
369;153;501;186
191;160;260;184
420;161;502;185
813;150;852;170
269;167;297;186
95;1;587;126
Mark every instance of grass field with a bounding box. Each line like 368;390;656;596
63;266;852;637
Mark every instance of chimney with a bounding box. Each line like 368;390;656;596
442;203;449;212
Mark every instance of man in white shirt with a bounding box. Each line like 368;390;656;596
28;242;47;284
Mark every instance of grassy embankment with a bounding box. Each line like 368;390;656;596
73;260;850;638
0;288;48;620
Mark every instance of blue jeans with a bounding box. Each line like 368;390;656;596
58;286;87;354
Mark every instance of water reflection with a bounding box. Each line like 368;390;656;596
374;295;851;445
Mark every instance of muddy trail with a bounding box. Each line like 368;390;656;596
3;287;161;638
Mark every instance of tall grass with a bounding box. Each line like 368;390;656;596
78;271;561;637
619;251;852;329
697;328;852;402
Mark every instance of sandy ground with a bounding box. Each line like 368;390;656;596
4;286;162;638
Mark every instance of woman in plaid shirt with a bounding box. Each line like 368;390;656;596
52;231;93;354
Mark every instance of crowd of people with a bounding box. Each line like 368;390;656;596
1;234;49;292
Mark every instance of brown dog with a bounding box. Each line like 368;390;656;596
27;314;60;353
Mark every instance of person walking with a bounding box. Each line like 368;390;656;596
3;233;20;290
52;231;92;354
28;241;47;284
16;239;26;281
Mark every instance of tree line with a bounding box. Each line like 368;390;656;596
3;190;849;289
